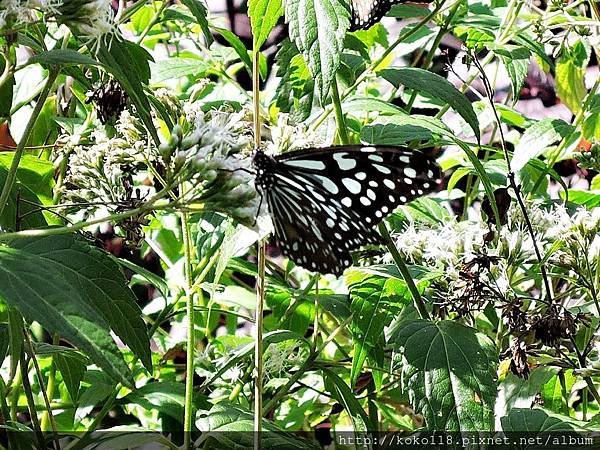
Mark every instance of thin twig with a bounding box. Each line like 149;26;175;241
470;52;554;303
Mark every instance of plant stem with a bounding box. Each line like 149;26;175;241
20;353;45;449
378;223;430;320
331;79;349;144
24;330;60;449
182;208;195;449
0;68;58;220
252;34;266;449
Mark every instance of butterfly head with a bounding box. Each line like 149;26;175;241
252;149;277;191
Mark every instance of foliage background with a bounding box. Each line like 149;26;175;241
0;0;599;448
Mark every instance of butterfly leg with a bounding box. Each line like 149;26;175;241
252;190;264;227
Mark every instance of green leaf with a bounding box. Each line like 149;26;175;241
0;154;55;231
0;56;14;117
180;0;213;46
150;57;209;83
495;368;558;421
380;67;480;141
0;323;8;364
343;97;407;115
560;189;600;207
541;370;576;415
75;426;174;449
122;382;187;421
274;39;314;121
212;27;253;75
196;403;321;449
360;115;452;145
555;41;588;114
322;368;370;432
390;320;497;431
266;287;315;335
55;352;87;403
501;408;591;433
345;269;416;385
494;45;531;102
249;0;283;50
8;235;152;371
27;49;100;67
285;0;350;101
0;242;133;386
582;112;600;140
512;118;576;172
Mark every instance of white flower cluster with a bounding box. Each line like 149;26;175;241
0;0;114;40
165;106;268;228
61;111;149;205
391;219;489;279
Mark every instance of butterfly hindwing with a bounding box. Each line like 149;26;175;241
253;145;441;275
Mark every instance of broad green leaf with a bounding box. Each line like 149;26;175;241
345;269;416;385
501;408;591;433
196;403;321;449
285;0;350;101
27;49;100;67
212;27;253;74
555;41;588;114
380;67;480;140
7;235;151;371
582;112;600;140
541;370;576;415
122;382;187;421
560;189;600;207
55;353;87;403
266;287;315;335
180;0;213;46
360;115;451;145
390;320;497;431
343;97;407;115
249;0;284;50
512;118;575;172
322;368;370;432
275;39;314;121
494;45;531;102
0;244;133;386
0;153;55;231
495;368;558;425
150;57;209;83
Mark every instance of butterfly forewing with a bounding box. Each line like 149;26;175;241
253;146;441;275
350;0;433;31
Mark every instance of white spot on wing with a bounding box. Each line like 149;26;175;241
283;159;326;170
333;152;356;170
342;178;362;194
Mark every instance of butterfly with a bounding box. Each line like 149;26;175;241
252;146;441;275
350;0;433;31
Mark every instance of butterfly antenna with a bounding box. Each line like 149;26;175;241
216;167;256;176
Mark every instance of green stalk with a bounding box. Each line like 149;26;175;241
378;223;430;320
0;68;59;219
331;79;350;145
182;209;195;449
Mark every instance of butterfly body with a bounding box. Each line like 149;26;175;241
253;146;441;276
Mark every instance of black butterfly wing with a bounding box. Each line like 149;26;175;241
262;145;441;275
350;0;434;31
